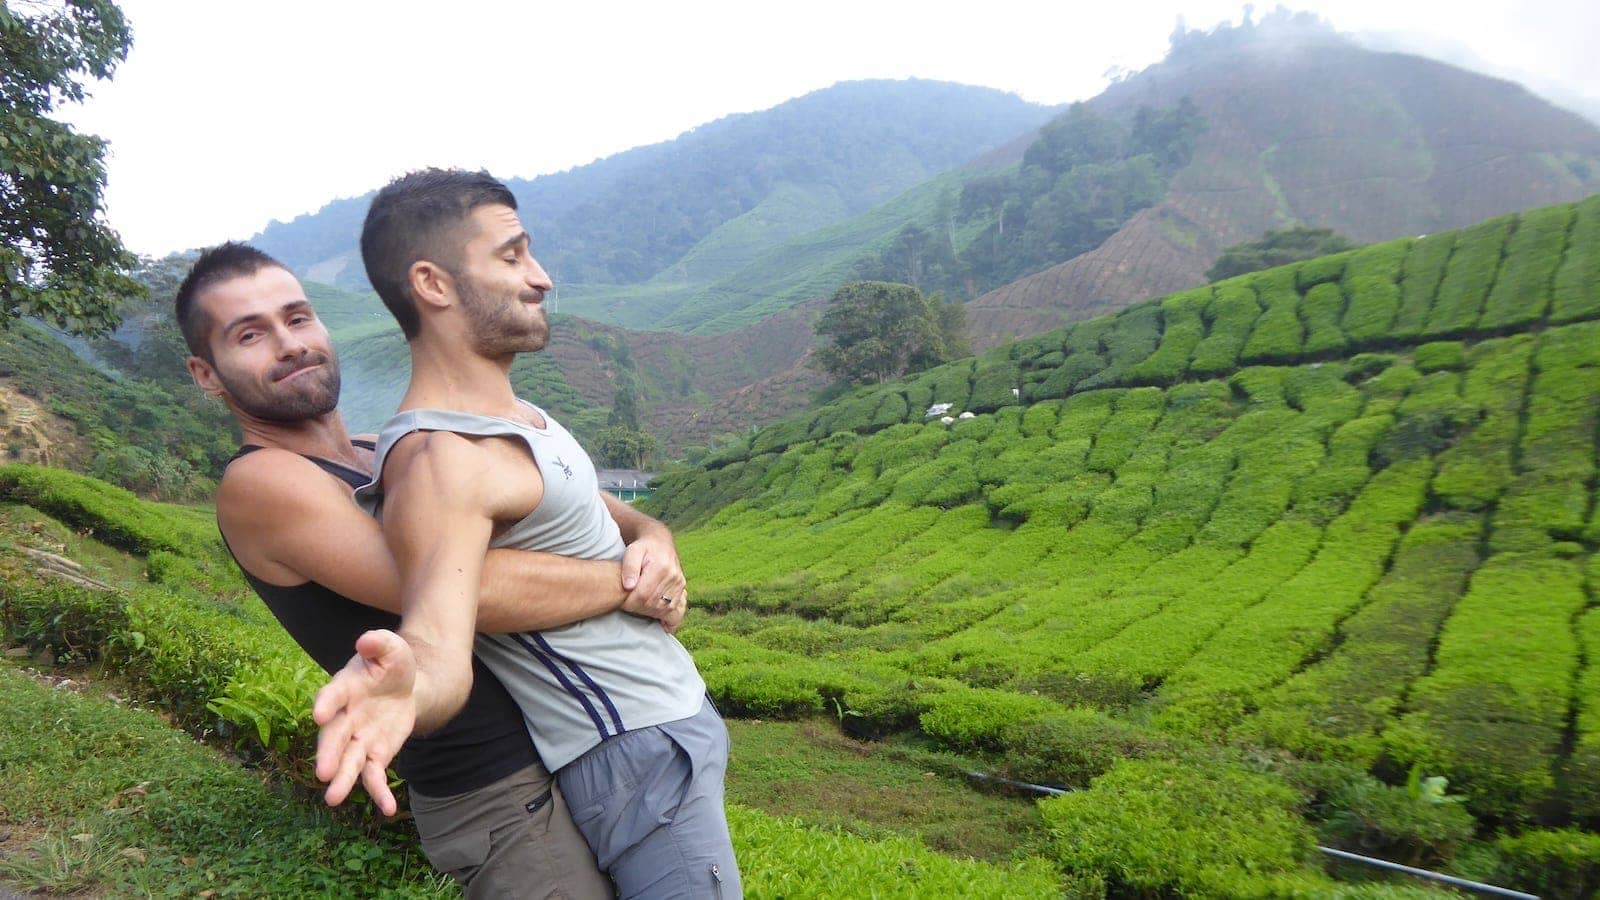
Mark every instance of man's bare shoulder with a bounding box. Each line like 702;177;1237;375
381;429;538;519
217;449;360;531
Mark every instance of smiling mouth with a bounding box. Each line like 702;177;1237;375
275;363;320;383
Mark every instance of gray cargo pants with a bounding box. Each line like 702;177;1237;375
410;763;615;899
557;699;742;899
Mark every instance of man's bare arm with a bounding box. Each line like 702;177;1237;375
380;431;499;731
218;451;635;631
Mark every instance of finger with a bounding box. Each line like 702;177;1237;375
315;707;355;782
626;564;672;609
363;759;397;816
620;543;650;591
355;628;401;666
312;672;354;727
324;737;367;807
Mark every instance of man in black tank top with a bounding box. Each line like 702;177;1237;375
176;244;688;898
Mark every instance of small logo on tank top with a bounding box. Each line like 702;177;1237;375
552;456;574;480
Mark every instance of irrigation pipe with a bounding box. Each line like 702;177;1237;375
964;771;1539;898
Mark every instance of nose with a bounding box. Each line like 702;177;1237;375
273;322;310;358
526;256;554;292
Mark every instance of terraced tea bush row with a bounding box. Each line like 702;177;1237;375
1385;554;1587;820
652;201;1600;526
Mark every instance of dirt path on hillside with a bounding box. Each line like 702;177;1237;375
0;380;73;467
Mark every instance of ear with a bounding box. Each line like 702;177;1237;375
187;355;225;397
408;260;456;313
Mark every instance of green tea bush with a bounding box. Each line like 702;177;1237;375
1078;304;1162;391
967;359;1020;412
1244;519;1479;764
1568;604;1600;822
208;655;322;764
1423;215;1513;337
1491;828;1600;900
727;805;1064;898
1126;288;1207;386
918;687;1061;752
871;390;909;428
1340;240;1409;342
1387;554;1585;820
1412;341;1464;373
1240;269;1305;364
1479;204;1572;330
929;358;976;411
1301;282;1350;355
704;662;828;718
1550;194;1600;324
1431;336;1531;510
1085;387;1163;473
999;708;1170;787
1393;232;1455;337
0;465;224;562
1299;763;1475;869
0;578;127;663
1040;757;1318;897
1190;281;1260;377
1030;351;1105;400
1296;249;1354;291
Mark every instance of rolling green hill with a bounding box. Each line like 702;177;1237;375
633;195;1600;895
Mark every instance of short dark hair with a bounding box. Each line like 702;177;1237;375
360;168;517;340
174;242;287;361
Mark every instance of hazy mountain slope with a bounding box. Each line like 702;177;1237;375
327;290;826;451
251;80;1053;295
962;17;1600;348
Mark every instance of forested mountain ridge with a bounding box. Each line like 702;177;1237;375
962;12;1600;348
250;79;1054;293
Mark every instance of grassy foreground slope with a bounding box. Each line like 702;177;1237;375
0;472;1061;897
640;196;1600;894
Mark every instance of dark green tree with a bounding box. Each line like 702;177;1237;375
1;0;142;336
1207;226;1358;282
594;424;657;470
813;281;968;385
607;374;642;430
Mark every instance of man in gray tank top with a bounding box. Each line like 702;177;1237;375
312;169;740;898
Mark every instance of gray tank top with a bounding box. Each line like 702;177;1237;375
354;403;706;771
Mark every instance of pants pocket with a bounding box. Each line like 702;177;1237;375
417;826;491;881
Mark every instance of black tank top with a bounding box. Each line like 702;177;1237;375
222;441;535;796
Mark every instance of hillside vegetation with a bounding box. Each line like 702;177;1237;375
0;468;1062;897
964;13;1600;348
253;80;1053;295
634;195;1600;895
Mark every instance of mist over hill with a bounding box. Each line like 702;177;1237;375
962;11;1600;348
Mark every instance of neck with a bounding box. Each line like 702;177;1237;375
236;409;360;464
402;334;521;416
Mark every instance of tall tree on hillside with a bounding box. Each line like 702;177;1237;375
1;0;141;336
813;281;968;385
596;372;658;469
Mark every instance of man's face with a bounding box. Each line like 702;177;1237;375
449;203;553;358
188;266;341;422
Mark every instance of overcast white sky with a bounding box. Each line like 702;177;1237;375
57;0;1599;257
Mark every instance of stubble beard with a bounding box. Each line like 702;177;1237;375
457;274;549;358
220;351;342;423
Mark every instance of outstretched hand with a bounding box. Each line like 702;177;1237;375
619;528;688;633
312;629;419;815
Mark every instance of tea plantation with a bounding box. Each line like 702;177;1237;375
642;195;1600;895
4;197;1600;895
